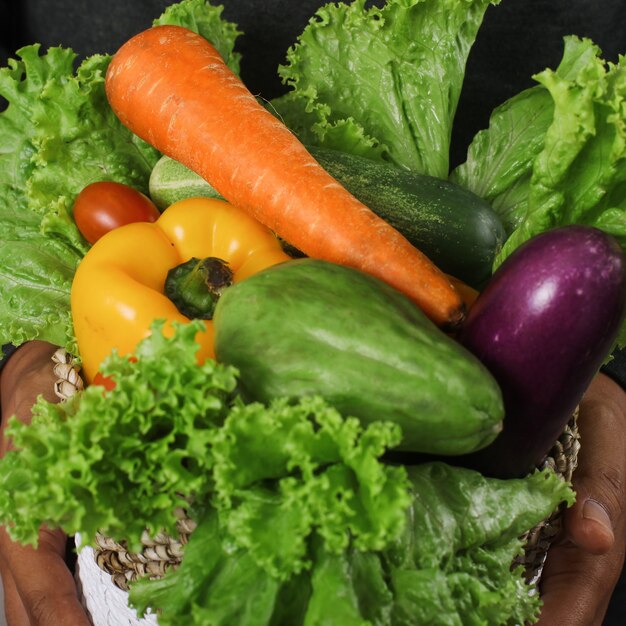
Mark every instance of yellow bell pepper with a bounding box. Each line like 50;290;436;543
71;197;291;383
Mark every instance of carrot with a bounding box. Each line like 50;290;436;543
446;274;479;311
105;25;465;329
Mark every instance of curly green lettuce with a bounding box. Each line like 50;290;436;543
499;46;626;263
212;396;410;578
450;36;604;232
0;321;238;548
0;319;410;571
271;0;500;178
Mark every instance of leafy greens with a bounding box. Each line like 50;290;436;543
0;321;410;570
271;0;500;178
0;321;237;547
452;37;626;261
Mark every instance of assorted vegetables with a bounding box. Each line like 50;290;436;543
149;148;506;289
0;46;153;352
0;0;241;353
104;24;466;331
0;0;625;625
0;324;572;626
453;36;626;283
0;322;412;580
308;147;506;290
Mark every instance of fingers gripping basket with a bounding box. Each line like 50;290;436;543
53;350;580;597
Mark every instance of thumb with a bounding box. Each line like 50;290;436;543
536;374;626;626
562;375;626;554
565;478;617;554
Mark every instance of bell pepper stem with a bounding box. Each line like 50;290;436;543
165;257;234;319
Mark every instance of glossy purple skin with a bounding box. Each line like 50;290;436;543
457;225;626;478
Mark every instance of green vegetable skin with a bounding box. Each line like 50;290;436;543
214;258;504;455
149;154;222;208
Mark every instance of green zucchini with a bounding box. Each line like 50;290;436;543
308;146;505;289
214;258;504;456
149;147;505;288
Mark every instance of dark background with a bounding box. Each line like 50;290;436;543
0;0;625;622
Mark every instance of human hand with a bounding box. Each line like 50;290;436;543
538;372;626;626
0;341;91;626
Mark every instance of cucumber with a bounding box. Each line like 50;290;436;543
309;147;505;289
149;155;222;209
214;258;504;455
149;147;505;288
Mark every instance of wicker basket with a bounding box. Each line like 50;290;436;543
53;349;581;592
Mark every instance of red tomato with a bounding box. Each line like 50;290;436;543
73;181;161;244
92;371;117;391
92;357;137;391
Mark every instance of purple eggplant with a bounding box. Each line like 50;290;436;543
456;225;626;478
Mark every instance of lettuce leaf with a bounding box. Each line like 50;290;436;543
0;46;88;349
452;36;626;265
451;37;604;232
385;464;573;626
131;533;392;626
212;396;410;579
499;47;626;261
271;0;499;178
0;225;82;349
0;319;409;573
